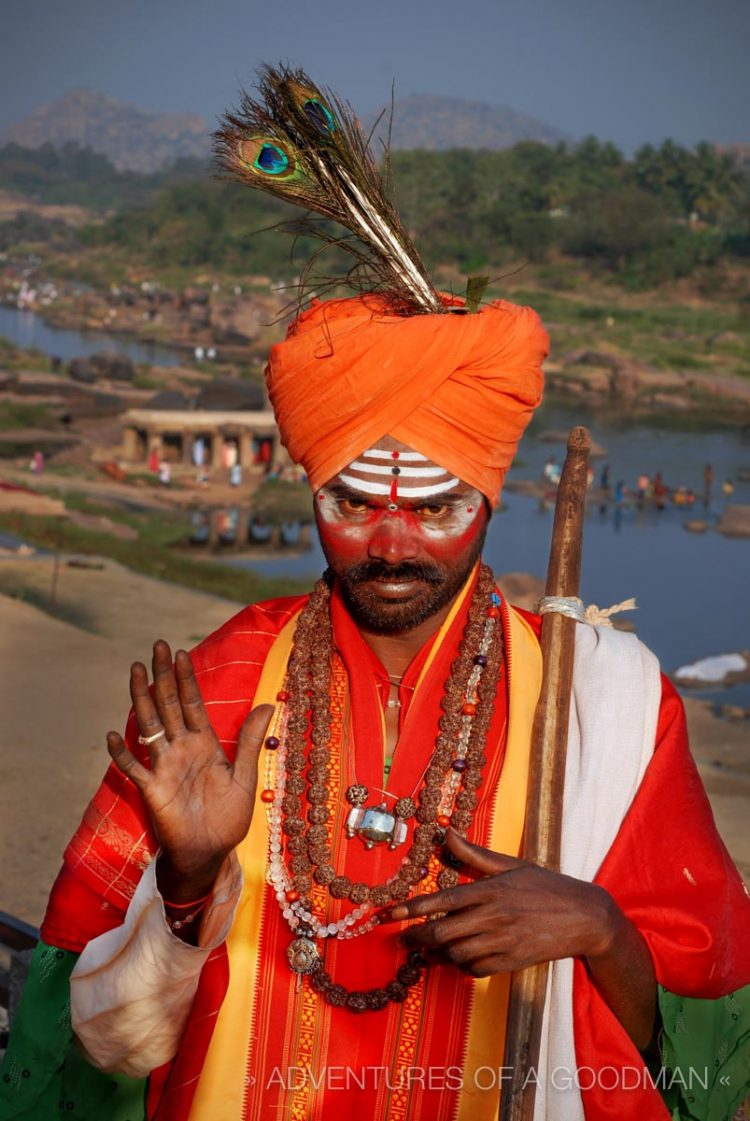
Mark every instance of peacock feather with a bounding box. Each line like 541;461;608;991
214;65;443;314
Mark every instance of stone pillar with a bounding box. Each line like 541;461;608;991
122;425;140;462
239;429;253;468
147;430;163;457
211;434;224;469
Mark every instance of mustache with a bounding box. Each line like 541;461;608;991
343;560;444;586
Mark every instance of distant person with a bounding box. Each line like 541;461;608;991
158;461;171;486
147;448;160;474
598;463;611;515
30;450;44;475
230;463;242;487
653;471;667;511
703;463;714;506
192;437;206;469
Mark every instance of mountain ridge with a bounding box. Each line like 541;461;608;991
0;89;209;173
364;93;571;150
1;88;571;172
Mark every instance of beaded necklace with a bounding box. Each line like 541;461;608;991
261;564;505;1012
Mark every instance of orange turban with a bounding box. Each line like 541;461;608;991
266;294;548;506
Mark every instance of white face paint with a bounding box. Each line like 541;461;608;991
315;438;485;539
341;447;460;500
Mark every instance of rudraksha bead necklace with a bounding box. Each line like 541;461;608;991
261;564;505;1011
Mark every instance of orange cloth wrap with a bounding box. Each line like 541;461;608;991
266;294;548;505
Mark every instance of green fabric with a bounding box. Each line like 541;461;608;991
657;984;750;1121
0;940;146;1121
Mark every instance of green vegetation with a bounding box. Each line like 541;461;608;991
252;479;312;522
65;137;750;293
0;504;308;604
0;399;54;429
0;336;52;373
0;142;207;212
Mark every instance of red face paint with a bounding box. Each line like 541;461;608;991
314;475;489;632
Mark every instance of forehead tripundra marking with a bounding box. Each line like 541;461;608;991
338;474;460;498
341;446;460;500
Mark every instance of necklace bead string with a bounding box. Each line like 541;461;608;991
262;565;505;1011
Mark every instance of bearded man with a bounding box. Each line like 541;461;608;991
3;69;749;1121
2;292;748;1121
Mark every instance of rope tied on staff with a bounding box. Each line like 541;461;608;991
537;596;637;628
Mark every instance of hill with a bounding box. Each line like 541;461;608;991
1;89;569;174
0;89;210;173
365;93;570;150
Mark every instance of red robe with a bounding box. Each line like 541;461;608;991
41;591;750;1120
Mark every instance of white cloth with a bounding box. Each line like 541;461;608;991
70;853;242;1078
70;625;661;1111
534;624;661;1121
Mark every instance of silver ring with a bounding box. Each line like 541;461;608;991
137;729;166;746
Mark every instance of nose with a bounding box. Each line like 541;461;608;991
367;513;420;566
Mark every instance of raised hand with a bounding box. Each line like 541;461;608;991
386;829;656;1049
107;639;273;901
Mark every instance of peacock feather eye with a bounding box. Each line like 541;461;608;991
256;143;289;174
237;136;294;178
304;98;336;135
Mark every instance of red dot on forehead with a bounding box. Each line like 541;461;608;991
391;450;400;459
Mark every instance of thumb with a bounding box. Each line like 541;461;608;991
445;828;520;876
234;703;275;795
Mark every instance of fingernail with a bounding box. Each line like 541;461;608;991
441;846;463;870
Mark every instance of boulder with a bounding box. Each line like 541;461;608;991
210;298;264;344
195;378;265;411
68;352;135;384
717;505;750;538
674;651;750;689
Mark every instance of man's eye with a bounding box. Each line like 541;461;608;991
340;498;369;514
417;504;449;519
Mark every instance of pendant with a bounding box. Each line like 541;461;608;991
346;801;408;849
344;787;416;849
287;936;321;975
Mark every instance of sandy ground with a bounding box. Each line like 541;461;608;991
0;557;748;927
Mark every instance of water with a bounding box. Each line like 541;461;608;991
0;303;186;366
222;404;750;706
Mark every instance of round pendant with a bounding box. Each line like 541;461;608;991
287;936;321;975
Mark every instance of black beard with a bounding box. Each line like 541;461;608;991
324;528;487;636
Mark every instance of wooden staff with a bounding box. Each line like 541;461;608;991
499;425;592;1121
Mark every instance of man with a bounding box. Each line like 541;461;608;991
2;290;749;1121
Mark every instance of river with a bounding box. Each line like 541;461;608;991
0;302;186;366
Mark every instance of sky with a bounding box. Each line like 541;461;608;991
1;0;749;152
